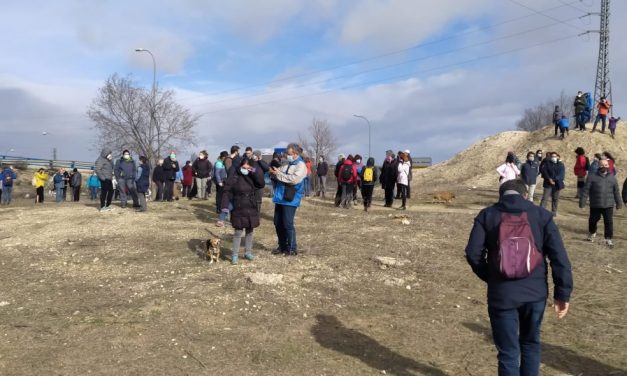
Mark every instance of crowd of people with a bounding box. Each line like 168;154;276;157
553;91;620;139
497;147;624;247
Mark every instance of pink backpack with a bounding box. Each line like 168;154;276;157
497;212;543;279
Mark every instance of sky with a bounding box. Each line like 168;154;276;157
0;0;625;163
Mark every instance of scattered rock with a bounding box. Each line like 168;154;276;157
245;273;284;286
373;256;410;267
93;257;100;263
383;278;405;287
401;218;411;225
0;301;10;307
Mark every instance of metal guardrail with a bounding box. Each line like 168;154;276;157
0;155;94;170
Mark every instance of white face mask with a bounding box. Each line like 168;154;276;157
240;168;249;176
287;155;295;162
356;160;361;164
551;157;558;163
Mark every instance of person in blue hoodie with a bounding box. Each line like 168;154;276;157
0;166;17;205
53;168;66;203
465;179;572;376
558;115;569;139
269;143;307;256
87;170;101;200
540;152;565;216
214;151;229;227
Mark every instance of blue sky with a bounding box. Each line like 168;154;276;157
1;0;624;163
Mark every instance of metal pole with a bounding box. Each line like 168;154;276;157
353;114;372;159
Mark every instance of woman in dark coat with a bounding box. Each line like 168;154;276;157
221;158;265;264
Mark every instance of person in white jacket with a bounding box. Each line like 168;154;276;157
396;150;411;210
496;154;520;185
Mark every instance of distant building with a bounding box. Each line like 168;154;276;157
412;157;432;168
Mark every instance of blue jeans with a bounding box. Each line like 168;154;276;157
303;177;311;196
55;185;64;203
488;300;546;376
89;186;98;200
1;186;12;204
274;204;298;253
593;114;607;132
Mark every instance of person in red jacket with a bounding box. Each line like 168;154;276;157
181;161;194;198
573;147;589;198
338;156;358;209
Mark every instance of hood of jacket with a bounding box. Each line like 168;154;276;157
342;159;354;166
100;149;112;159
366;157;375;167
493;193;533;214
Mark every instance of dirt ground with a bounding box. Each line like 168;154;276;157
0;181;626;375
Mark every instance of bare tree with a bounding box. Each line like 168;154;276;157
298;118;337;161
516;90;574;132
87;74;199;163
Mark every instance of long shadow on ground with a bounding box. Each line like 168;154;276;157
462;322;627;375
312;314;447;376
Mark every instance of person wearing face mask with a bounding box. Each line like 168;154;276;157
353;154;364;204
152;159;166;201
162;151;180;202
95;148;115;211
573;91;587;131
540;152;565;217
316;156;329;198
114;149;139;208
221;158;265;264
520;152;539;202
269;143;307;256
580;158;622;248
192;150;212;200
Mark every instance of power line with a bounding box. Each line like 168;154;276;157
506;0;587;32
174;0;587;102
183;15;586;110
198;33;580;116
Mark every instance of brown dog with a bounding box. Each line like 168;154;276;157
206;238;222;264
433;191;456;203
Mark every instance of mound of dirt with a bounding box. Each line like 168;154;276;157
415;124;627;190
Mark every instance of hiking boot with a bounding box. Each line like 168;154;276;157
606;239;614;248
121;203;127;209
399;206;406;211
271;247;285;255
231;255;239;265
244;253;255;261
287;251;298;256
587;233;596;242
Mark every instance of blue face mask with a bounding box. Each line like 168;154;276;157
240;168;249;176
286;155;294;162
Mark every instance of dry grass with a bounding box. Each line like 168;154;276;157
1;126;626;375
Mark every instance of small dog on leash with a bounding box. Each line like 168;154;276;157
206;238;222;264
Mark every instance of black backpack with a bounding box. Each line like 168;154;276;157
341;165;352;181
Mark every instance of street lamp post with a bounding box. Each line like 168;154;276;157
353;114;372;159
135;48;158;160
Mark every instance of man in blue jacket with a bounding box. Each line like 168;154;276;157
539;152;565;217
520;152;539;202
465;179;573;376
0;165;18;205
269;143;307;256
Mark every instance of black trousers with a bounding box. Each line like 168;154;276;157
384;184;395;206
334;184;342;207
398;184;407;207
154;181;165;201
589;207;614;239
164;180;175;201
36;187;44;203
73;186;81;202
100;179;114;208
361;184;374;208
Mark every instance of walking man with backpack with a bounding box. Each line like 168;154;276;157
579;158;622;248
316;156;328;198
338;156;357;209
465;179;573;376
360;157;378;211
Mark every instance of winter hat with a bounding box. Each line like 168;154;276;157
253;150;262;159
404;149;411;154
122;149;130;155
